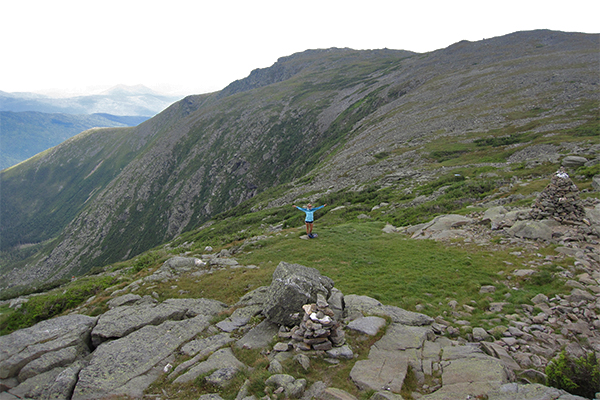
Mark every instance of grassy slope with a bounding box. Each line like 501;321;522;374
0;111;148;170
1;156;597;398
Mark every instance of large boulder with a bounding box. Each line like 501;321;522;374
350;323;432;393
8;360;87;400
73;315;212;400
91;301;188;346
507;220;555;241
173;348;246;385
562;155;588;168
92;297;227;346
262;262;334;326
144;256;206;282
162;298;228;317
408;214;473;240
0;314;96;380
344;294;434;326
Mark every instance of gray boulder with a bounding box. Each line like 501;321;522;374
507;220;554;241
235;285;270;307
562;155;588;168
0;314;96;380
346;316;386;336
181;333;234;357
162;298;228;317
586;203;600;225
73;315;211;399
485;382;589;400
107;293;142;309
409;214;473;240
163;256;206;270
235;319;280;349
421;356;508;399
344;294;434;326
592;175;600;192
262;262;334;326
265;374;307;399
350;323;433;393
482;206;528;229
91;301;188;346
8;360;87;400
144;256;206;282
173;348;245;385
17;344;86;381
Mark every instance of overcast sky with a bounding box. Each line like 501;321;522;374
1;0;598;97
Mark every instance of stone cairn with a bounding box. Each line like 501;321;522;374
288;294;345;351
530;167;586;223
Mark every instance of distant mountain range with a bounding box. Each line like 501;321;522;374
0;112;149;170
0;85;183;116
0;85;184;169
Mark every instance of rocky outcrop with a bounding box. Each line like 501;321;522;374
73;315;213;399
0;248;596;400
262;261;335;326
0;314;96;381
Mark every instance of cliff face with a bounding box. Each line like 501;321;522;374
1;30;598;288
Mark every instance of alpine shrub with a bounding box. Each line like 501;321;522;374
545;350;600;399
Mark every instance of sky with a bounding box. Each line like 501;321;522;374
1;0;598;97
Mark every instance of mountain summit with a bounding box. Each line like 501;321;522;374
0;30;598;290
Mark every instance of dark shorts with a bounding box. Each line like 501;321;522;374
305;220;314;224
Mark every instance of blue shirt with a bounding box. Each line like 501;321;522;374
296;205;324;222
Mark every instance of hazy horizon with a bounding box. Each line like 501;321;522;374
2;0;599;97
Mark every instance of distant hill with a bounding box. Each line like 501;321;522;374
0;111;149;170
0;85;183;116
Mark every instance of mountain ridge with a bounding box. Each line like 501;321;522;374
0;30;598;290
0;111;149;170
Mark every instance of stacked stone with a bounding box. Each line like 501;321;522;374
289;294;345;351
530;168;586;223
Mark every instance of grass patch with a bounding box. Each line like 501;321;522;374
236;222;514;313
0;275;116;335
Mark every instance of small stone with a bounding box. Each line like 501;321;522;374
472;327;491;342
293;354;310;371
479;285;496;294
501;337;518;346
313;341;333;351
531;293;548;304
294;342;312;351
273;342;290;352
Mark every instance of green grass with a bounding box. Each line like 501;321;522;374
229;222;569;323
0;275;117;335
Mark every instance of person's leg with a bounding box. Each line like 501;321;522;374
305;222;311;235
308;222;313;235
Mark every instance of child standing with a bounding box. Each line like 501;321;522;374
293;203;327;238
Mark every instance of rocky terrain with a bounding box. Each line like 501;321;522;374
1;173;599;400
